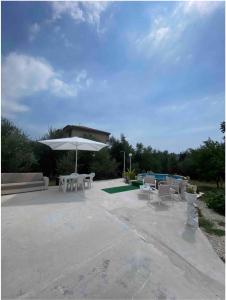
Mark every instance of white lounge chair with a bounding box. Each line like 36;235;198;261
158;184;175;204
143;176;156;189
139;183;155;200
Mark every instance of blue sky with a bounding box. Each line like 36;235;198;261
2;1;225;152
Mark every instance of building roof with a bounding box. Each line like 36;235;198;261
63;125;111;136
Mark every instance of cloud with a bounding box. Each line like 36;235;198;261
2;53;92;117
135;1;223;60
51;1;109;29
183;1;222;16
29;22;40;41
27;2;110;43
136;25;171;50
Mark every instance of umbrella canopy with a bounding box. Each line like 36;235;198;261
39;136;107;172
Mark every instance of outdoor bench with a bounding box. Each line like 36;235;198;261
1;173;49;195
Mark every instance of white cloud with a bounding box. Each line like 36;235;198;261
29;23;41;42
2;53;92;117
137;25;171;50
183;1;222;16
51;1;109;29
135;1;223;59
151;26;170;43
27;2;110;43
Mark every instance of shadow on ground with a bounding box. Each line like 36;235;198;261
148;201;171;211
2;190;86;207
182;225;197;244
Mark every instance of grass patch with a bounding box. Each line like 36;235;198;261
208;228;225;236
191;180;224;193
102;185;139;194
217;221;225;227
199;216;225;236
199;217;214;229
131;180;143;187
197;207;203;217
192;180;225;215
203;190;225;215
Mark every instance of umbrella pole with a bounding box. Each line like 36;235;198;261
75;147;78;173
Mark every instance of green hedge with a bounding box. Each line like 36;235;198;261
203;190;225;215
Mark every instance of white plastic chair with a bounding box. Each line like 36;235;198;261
70;172;78;176
75;175;85;192
59;176;72;193
84;173;95;189
70;174;79;191
59;176;65;192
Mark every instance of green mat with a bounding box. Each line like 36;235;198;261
102;185;139;194
131;180;143;187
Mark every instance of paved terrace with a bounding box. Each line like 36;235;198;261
2;179;225;299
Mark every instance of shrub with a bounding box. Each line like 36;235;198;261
124;169;136;180
90;148;118;180
186;185;197;194
56;152;75;175
1;118;38;172
203;190;225;215
199;216;225;236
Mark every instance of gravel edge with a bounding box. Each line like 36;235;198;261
198;199;225;262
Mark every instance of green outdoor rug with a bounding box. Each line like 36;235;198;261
102;185;139;194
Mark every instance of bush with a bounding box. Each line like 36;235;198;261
1;118;38;172
203;190;225;215
56;152;75;175
124;169;136;180
199;216;225;236
90;148;118;180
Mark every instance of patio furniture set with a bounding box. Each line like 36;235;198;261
139;175;187;204
59;173;95;193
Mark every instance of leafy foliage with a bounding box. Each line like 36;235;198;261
203;190;225;215
90;148;118;179
56;152;75;175
220;121;225;134
124;169;136;180
1;118;38;172
32;127;65;178
1;118;225;192
199;216;225;236
186;185;197;194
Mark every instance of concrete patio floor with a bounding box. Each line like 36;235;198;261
2;179;225;299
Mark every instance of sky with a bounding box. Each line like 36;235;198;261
2;1;225;153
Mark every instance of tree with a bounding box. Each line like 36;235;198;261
32;127;65;178
109;134;133;176
1;118;38;172
2;118;224;186
220;121;225;134
193;139;225;187
56;152;75;175
90;148;118;179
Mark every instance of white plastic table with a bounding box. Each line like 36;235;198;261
59;175;78;192
59;174;92;192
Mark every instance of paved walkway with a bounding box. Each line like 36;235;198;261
2;179;225;299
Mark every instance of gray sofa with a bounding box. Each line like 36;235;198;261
1;173;49;195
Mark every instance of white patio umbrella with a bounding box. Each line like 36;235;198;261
39;136;107;172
